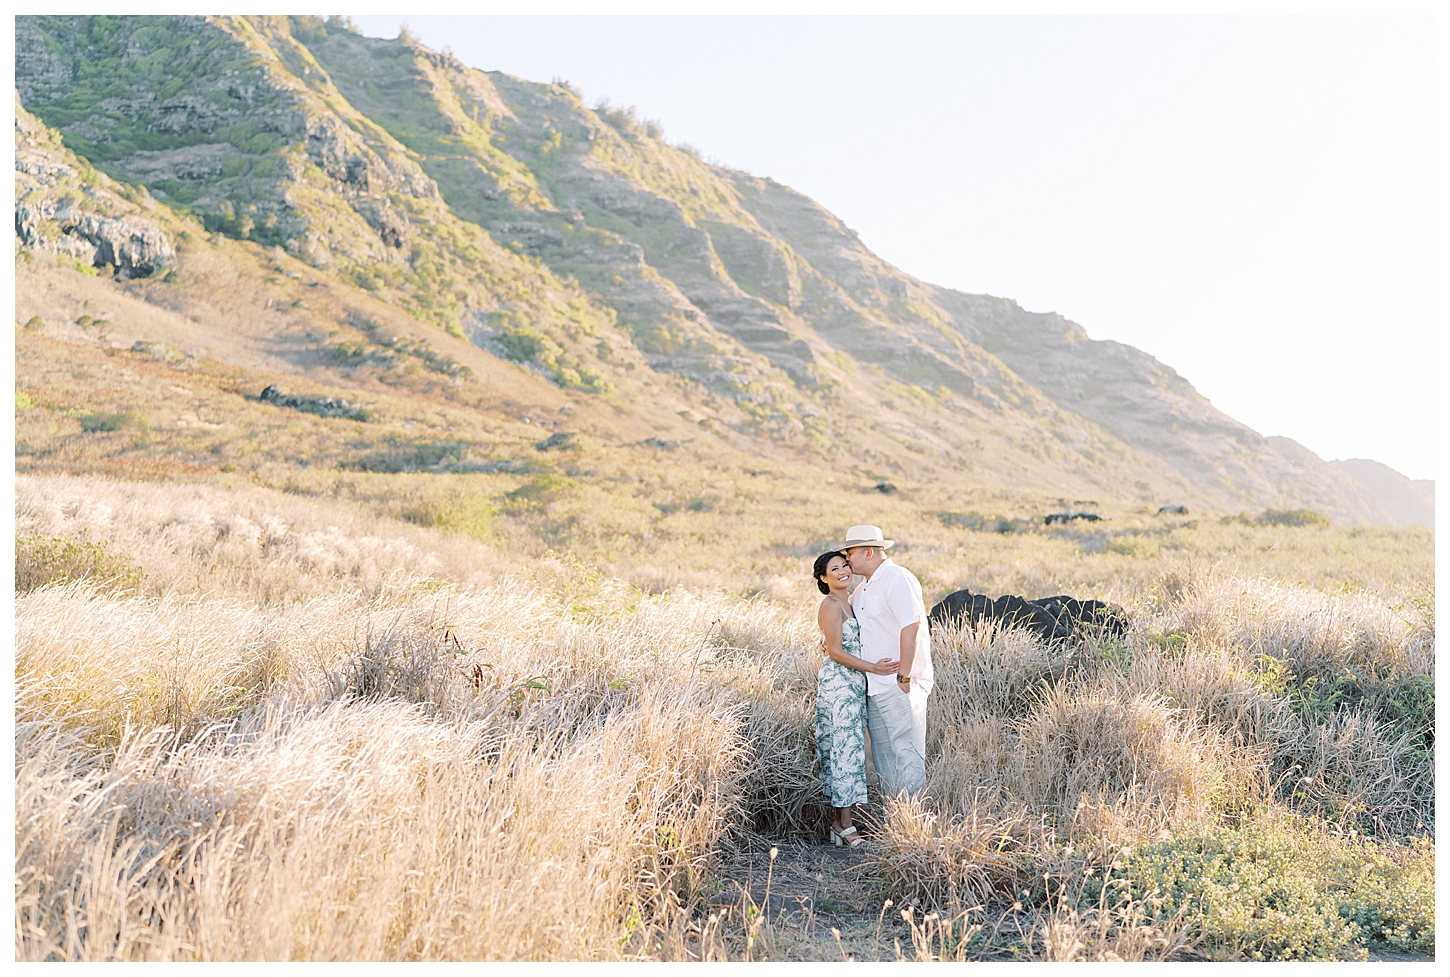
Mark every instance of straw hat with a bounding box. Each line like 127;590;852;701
837;524;895;551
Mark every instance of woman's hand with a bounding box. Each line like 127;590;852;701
869;658;900;676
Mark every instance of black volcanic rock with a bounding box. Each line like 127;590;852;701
929;589;1129;642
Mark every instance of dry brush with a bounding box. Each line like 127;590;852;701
13;474;1436;960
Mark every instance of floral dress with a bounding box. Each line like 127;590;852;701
815;617;868;807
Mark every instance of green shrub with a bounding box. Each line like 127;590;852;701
1379;674;1434;751
1093;818;1435;960
1107;534;1160;558
1259;509;1331;528
57;254;99;277
347;440;471;473
400;491;495;540
201;209;254;240
16;535;143;593
79;411;142;432
494;328;545;363
503;473;573;510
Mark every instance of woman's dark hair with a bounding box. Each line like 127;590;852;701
813;550;848;595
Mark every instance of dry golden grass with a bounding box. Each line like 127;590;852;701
12;474;1435;960
18;690;746;960
15;472;506;602
15;573;782;959
14;477;816;959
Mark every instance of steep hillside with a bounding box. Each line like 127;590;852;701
14;14;1431;525
948;299;1434;523
1327;458;1435;528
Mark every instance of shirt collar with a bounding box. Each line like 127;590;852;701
863;558;895;585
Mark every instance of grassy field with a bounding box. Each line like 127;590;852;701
15;313;1432;606
14;20;1435;958
13;472;1434;961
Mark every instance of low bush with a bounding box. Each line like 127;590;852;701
1095;817;1434;960
400;490;495;540
504;473;575;510
1259;508;1331;528
79;411;142;432
15;535;142;593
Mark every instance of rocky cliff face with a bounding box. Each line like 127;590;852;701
13;14;1431;524
14;95;176;278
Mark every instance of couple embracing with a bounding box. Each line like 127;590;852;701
812;525;934;848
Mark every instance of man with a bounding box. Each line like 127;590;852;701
839;524;933;798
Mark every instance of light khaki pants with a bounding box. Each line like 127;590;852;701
865;686;927;798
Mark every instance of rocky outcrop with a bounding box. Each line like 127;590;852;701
929;589;1131;642
57;212;174;277
259;385;370;421
1043;510;1103;525
354;199;409;248
149;95;226;135
120;144;234;182
16;207;174;278
14;95;175;278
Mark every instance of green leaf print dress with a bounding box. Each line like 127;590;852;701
815;617;868;807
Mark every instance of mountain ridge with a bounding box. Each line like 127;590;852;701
13;14;1432;526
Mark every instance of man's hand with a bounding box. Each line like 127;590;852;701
869;658;899;676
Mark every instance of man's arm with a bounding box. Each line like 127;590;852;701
884;572;923;689
897;621;919;678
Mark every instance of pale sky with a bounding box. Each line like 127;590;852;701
353;15;1436;480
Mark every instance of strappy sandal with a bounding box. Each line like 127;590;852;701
829;824;865;848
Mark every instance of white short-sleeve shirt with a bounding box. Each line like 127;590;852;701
850;558;934;697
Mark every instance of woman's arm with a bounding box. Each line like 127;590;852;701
818;601;899;674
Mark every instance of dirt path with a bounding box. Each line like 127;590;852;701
703;834;1038;962
708;837;889;961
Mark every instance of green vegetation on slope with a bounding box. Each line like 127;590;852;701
18;13;1427;522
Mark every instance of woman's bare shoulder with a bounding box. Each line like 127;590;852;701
817;597;846;621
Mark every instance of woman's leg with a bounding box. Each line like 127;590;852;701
815;691;835;804
820;687;861;827
834;684;869;818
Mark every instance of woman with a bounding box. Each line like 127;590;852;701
813;550;899;847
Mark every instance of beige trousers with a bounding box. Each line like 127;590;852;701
865;686;927;798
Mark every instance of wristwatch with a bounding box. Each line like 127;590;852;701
896;674;911;684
